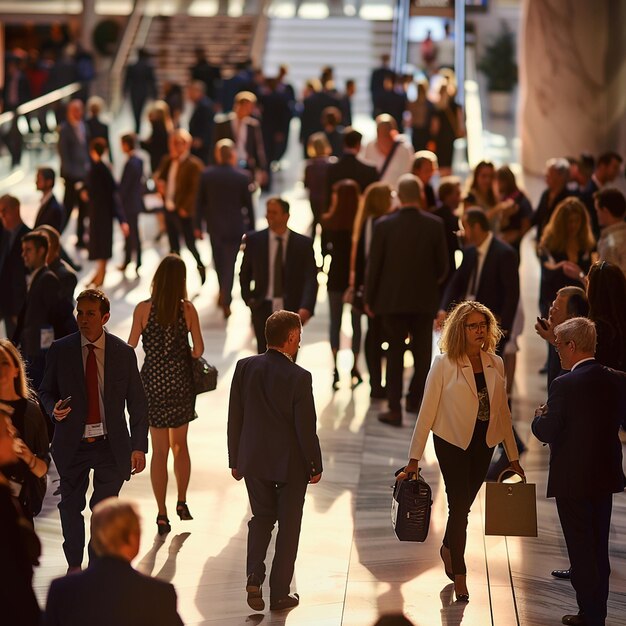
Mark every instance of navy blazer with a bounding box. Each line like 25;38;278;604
441;236;519;338
213;114;267;170
0;222;30;319
189;96;215;164
39;332;148;479
48;257;78;304
326;153;379;198
34;194;64;231
119;154;145;217
228;349;323;482
196;164;254;238
532;360;626;499
240;228;318;315
43;555;183;626
365;207;448;316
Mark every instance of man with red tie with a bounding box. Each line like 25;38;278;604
39;289;148;572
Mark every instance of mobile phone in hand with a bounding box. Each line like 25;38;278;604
57;396;72;410
536;317;549;331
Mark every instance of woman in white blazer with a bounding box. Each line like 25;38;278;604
399;301;524;602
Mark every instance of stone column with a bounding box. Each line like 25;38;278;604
519;0;626;174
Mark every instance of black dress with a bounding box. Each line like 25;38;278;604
86;160;125;261
140;302;196;429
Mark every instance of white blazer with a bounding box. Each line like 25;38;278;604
408;351;519;462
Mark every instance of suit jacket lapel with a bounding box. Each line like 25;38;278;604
71;333;87;403
476;239;494;295
460;354;477;397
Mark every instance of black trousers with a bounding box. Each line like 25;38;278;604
210;236;240;305
364;314;385;395
244;475;308;598
382;312;432;412
62;177;88;244
250;301;273;354
165;211;203;267
57;439;125;567
434;420;493;575
556;495;613;625
123;212;142;267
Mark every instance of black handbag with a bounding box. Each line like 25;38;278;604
191;356;218;395
391;467;433;542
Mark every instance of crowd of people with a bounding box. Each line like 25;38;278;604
1;34;626;626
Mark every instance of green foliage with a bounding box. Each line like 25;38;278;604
478;22;518;92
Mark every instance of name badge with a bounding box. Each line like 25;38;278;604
40;326;54;350
84;423;105;438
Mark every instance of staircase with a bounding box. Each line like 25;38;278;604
262;18;394;115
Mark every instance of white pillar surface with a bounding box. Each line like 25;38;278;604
520;0;626;174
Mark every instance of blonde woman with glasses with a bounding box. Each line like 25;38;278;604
396;301;523;602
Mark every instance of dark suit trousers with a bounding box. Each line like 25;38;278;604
556;495;613;625
57;439;125;566
434;420;493;575
165;211;203;267
244;475;308;598
210;236;240;305
382;313;432;412
62;177;88;244
251;301;273;354
123;212;142;266
365;314;385;395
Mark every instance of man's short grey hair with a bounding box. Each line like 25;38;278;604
91;498;140;557
397;174;423;206
554;316;597;354
546;157;570;178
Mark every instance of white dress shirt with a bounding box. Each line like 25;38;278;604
466;231;493;300
81;331;107;434
267;228;290;310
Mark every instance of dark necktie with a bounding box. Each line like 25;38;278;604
469;252;480;295
86;344;101;425
273;237;284;297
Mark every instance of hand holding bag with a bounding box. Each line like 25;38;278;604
391;467;433;542
485;470;537;537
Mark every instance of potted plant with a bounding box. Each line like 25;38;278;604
477;21;518;116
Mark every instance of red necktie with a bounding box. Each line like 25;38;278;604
86;344;101;425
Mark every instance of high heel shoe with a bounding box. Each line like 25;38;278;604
176;501;193;520
350;368;363;388
454;575;469;602
440;545;454;581
156;514;171;536
332;369;340;391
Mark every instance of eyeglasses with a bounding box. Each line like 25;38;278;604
465;322;488;332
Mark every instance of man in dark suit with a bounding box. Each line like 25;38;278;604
374;74;407;130
213;91;267;186
13;232;75;389
412;150;439;211
326;127;379;203
34;167;64;232
365;174;448;426
155;129;206;283
438;209;520;352
369;54;394;117
58;99;90;247
196;139;254;318
118;134;144;273
532;317;626;626
123;48;157;134
433;177;461;289
0;194;30;339
43;498;183;626
39;289;148;572
240;197;318;353
189;46;221;100
228;310;323;612
188;81;214;165
299;84;342;158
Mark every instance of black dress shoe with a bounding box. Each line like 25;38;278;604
270;593;299;611
378;410;402;427
562;614;586;625
246;574;264;611
405;398;420;413
552;568;571;580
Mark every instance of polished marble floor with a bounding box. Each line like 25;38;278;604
3;104;626;625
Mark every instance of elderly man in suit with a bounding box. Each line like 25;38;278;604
365;174;448;427
44;498;183;626
118;133;145;274
532;317;626;626
213;91;267;186
228;310;323;612
196;139;254;318
58;99;90;247
39;289;148;572
0;194;30;339
34;167;64;232
155;129;206;283
240;197;317;354
13;232;75;389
